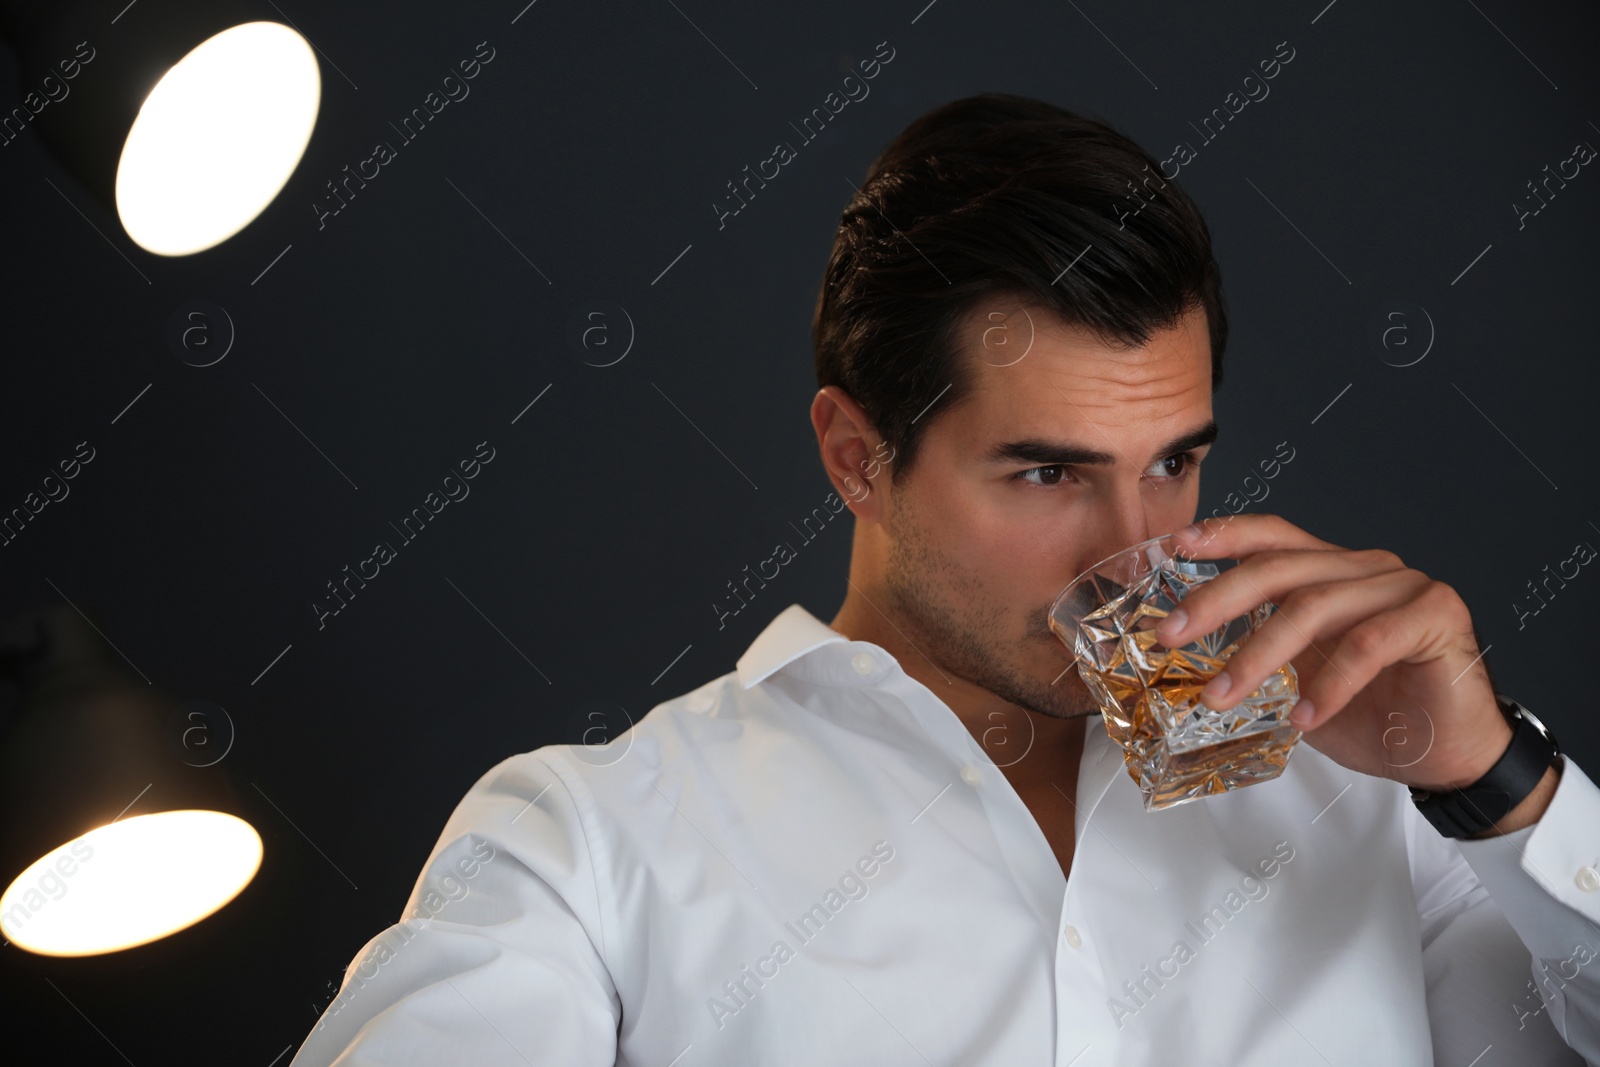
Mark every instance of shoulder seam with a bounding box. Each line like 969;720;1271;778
534;748;618;986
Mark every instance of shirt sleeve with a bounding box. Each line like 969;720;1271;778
1407;753;1600;1067
287;749;621;1067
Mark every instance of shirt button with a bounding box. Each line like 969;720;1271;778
1577;867;1600;892
851;651;875;675
1062;924;1082;948
960;765;982;786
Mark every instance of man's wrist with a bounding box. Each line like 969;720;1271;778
1410;695;1563;840
1466;760;1563;839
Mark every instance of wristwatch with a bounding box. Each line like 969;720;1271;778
1410;694;1562;839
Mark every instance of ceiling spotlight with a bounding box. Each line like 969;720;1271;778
0;604;264;957
0;0;322;256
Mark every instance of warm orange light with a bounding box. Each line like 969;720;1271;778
0;810;263;957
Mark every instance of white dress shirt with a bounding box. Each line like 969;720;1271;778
291;602;1600;1066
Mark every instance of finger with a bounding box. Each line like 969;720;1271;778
1158;546;1408;647
1294;581;1460;728
1196;567;1432;713
1172;512;1343;561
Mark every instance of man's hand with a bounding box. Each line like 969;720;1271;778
1152;513;1513;795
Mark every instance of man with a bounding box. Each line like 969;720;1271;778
291;94;1600;1065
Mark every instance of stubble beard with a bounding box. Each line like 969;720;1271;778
881;488;1100;722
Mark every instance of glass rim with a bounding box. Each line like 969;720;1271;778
1047;530;1216;622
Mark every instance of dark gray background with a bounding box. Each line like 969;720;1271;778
2;0;1596;1062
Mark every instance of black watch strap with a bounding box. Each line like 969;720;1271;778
1410;695;1561;839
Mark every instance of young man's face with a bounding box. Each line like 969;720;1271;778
879;297;1215;720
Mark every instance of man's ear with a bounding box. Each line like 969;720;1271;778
810;386;890;521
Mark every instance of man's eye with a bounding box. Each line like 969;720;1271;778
1017;465;1070;486
1150;454;1193;479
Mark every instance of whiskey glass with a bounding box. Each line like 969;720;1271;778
1047;532;1303;811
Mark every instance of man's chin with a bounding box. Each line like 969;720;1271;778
1037;634;1083;681
1029;644;1101;719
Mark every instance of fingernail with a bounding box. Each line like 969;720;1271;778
1159;608;1186;636
1177;524;1201;540
1201;671;1231;701
1290;699;1315;726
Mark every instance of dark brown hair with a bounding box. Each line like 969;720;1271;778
812;92;1228;486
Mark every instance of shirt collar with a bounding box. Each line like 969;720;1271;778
736;602;849;688
735;602;1125;828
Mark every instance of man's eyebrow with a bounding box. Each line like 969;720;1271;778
983;419;1219;467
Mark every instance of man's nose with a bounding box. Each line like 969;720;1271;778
1106;497;1155;556
1071;498;1155;578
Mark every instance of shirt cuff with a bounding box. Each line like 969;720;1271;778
1453;754;1600;957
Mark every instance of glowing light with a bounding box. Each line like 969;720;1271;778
0;810;263;957
116;21;321;256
